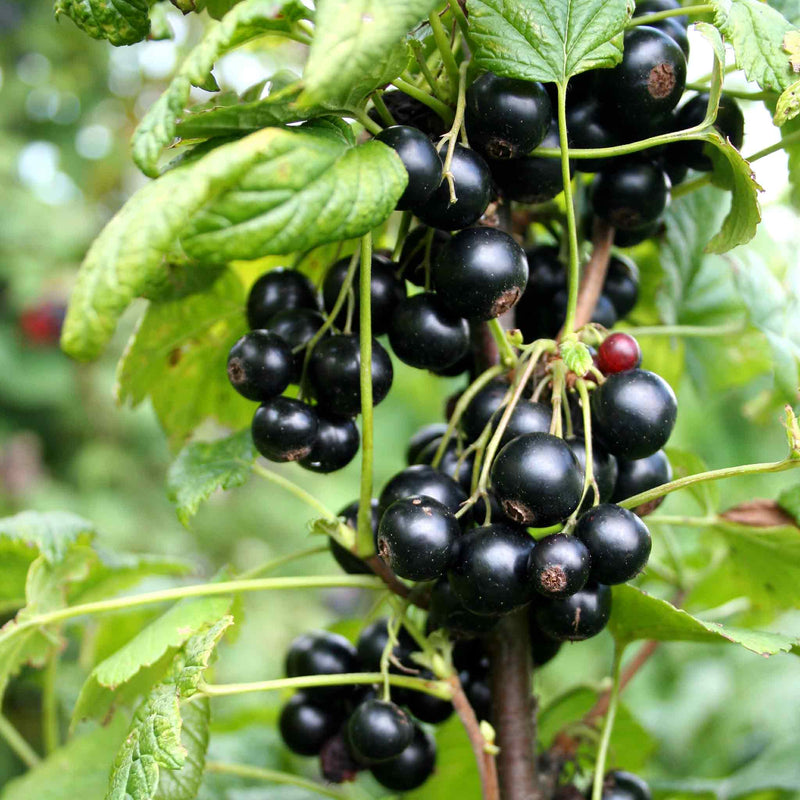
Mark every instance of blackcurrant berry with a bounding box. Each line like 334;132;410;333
328;498;379;575
567;98;621;173
227;331;293;401
591;162;670;230
285;630;359;699
591;369;677;459
415;144;492;231
452;639;490;675
320;730;362;784
575;503;651;584
489;399;552;448
247;268;318;330
278;693;342;756
597;332;642;375
348;699;414;763
251;397;319;462
376;125;442;211
613;220;662;248
612;449;672;503
462;380;510;443
529;533;591;599
370;91;447;139
415;437;474;493
266;308;328;382
448;524;535;616
465;72;552;159
427;577;500;635
322;255;406;337
389;293;470;371
369;724;436;791
356;618;415;672
604;770;652;800
491;433;583;526
299;413;359;473
535;582;612;641
379;464;468;522
633;0;687;28
308;334;393;417
553;290;618;330
406;423;449;464
566;436;619;507
603;254;640;318
377;496;461;581
528;616;562;666
433;228;528;321
462;673;492;721
398;226;451;287
525;245;566;297
396;668;455;724
651;17;689;57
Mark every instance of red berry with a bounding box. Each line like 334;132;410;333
597;332;642;374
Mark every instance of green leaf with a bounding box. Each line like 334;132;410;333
132;0;310;176
466;0;633;84
297;0;437;108
609;585;795;655
0;510;95;563
115;270;252;447
710;0;800;93
206;0;244;19
0;716;130;800
153;697;210;800
73;599;232;723
167;430;256;526
778;482;800;523
559;337;593;377
774;77;800;124
54;0;153;46
171;617;234;697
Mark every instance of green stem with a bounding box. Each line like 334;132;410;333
392;78;454;123
556;82;581;338
576;379;597;511
440;60;470;204
0;713;41;768
487;318;518;368
591;645;624;800
449;0;471;39
237;545;328;581
428;11;460;98
372;92;397;127
358;233;375;556
618;457;800;511
42;653;59;755
411;40;448;102
206;762;348;800
354;108;382;136
624;322;746;337
686;83;772;101
627;3;713;27
199;671;453;700
392;210;413;262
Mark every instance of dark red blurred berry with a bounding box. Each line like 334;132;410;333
597;333;642;375
19;302;66;346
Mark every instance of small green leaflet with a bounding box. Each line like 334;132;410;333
609;585;795;655
774;78;800;125
54;0;153;47
167;430;256;526
559;337;593;377
466;0;634;85
297;0;438;108
711;0;800;93
153;697;210;800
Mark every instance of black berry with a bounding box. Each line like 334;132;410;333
603;770;653;800
462;380;510;443
299;413;359;473
348;699;414;763
251;397;318;462
285;630;359;700
379;464;468;522
427;577;500;635
567;97;621;173
396;669;454;724
591;162;670;230
370;724;436;791
406;423;449;464
278;693;342;756
528;616;562;666
535;582;612;641
398;226;451;287
529;533;591;598
328;498;379;575
266;308;328;382
671;92;745;171
603;254;640;318
566;436;619;508
633;0;687;28
376;125;442;211
227;331;293;401
247;268;318;330
489;399;552;448
356;618;415;672
415;437;474;493
612;450;672;503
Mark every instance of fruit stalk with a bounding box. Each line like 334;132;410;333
569;218;615;332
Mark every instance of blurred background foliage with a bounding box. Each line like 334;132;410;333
1;2;800;798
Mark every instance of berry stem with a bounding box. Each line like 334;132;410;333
372;90;398;127
391;78;455;124
42;651;60;755
392;210;413;262
354;108;383;136
428;10;461;99
357;233;376;556
439;59;470;204
411;39;449;102
198;671;453;700
0;713;40;769
556;81;581;340
591;644;624;800
576;378;598;512
488;318;518;368
627;3;713;27
205;762;348;800
449;0;471;39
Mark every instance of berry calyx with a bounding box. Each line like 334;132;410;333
529;533;591;598
227;330;293;401
597;332;642;375
247;268;318;330
347;699;414;763
251;397;319;462
376;125;442;211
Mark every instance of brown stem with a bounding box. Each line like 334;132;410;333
488;610;538;800
450;674;501;800
566;219;615;334
364;556;429;609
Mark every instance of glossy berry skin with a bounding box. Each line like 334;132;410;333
596;26;687;135
376;125;441;211
591;162;670;230
396;669;454;724
614;220;662;248
567;98;621;173
415;144;492;231
427;577;500;635
247;268;318;330
328;498;379;575
652;17;689;57
612;450;672;504
433;228;528;321
489;399;552;448
671;92;745;171
285;631;359;700
227;331;293;401
377;496;461;581
535;582;612;641
566;437;619;508
575;503;651;584
592;369;677;459
598;333;642;375
322;255;406;336
491;433;584;527
279;693;342;756
348;699;414;763
370;725;436;792
415;438;474;493
406;423;449;464
266;308;328;382
356;618;415;672
553;290;617;330
251;397;319;462
462;673;492;721
528;617;563;666
462;380;510;443
465;72;552;159
399;227;451;287
448;524;536;616
299;414;359;473
308;334;393;417
604;770;653;800
389;293;469;371
379;464;468;522
490;116;568;203
529;533;591;599
603;254;640;318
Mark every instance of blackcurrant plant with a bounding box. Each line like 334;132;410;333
6;2;800;800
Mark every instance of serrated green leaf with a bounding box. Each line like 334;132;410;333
172;617;234;696
609;585;795;655
774;77;800;124
153;697;210;800
0;510;95;563
115;270;252;447
466;0;634;84
132;0;310;176
167;430;256;526
711;0;800;93
297;0;437;108
206;0;244;19
560;338;593;376
54;0;153;46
